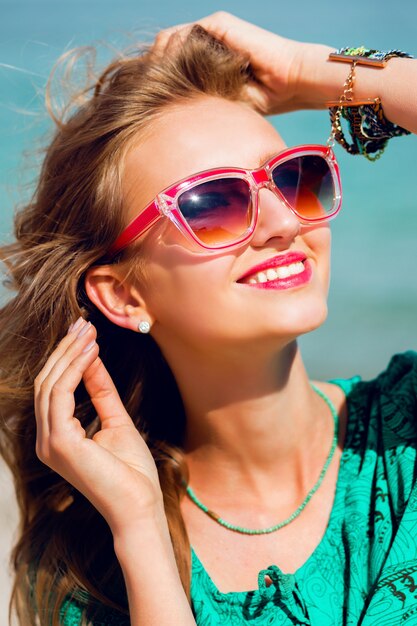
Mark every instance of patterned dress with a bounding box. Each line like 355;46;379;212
60;351;417;625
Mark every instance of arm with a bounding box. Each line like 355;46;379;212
34;319;196;626
297;45;417;134
157;12;417;133
114;514;194;626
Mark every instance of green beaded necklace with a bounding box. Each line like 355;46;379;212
185;383;339;535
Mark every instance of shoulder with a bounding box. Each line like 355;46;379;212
339;351;417;463
374;350;417;399
337;352;417;525
372;351;417;448
362;350;417;439
333;350;417;417
325;351;417;455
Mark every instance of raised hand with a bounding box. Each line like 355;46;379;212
153;11;331;115
34;318;164;536
155;12;417;133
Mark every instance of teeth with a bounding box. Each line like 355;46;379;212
245;261;305;284
278;265;290;279
266;269;277;281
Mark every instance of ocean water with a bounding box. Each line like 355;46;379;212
1;0;416;380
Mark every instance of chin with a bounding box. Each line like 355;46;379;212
274;296;329;339
298;307;328;337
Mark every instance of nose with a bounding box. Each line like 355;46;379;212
250;184;301;248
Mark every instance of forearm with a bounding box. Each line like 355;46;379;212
296;43;417;133
113;513;196;626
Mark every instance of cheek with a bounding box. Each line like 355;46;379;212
302;224;331;289
312;225;332;294
139;238;232;330
148;270;229;346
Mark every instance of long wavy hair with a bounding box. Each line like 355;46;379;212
0;26;251;625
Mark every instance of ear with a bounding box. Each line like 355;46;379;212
84;265;154;333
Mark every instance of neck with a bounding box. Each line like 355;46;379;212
161;339;334;507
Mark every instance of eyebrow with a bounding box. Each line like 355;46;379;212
257;149;281;167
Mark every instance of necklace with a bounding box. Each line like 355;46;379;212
185;383;339;535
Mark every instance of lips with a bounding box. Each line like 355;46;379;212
237;252;308;284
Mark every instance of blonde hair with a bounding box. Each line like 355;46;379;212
0;26;251;625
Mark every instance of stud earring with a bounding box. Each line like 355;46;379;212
138;320;151;334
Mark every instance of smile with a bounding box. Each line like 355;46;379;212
237;252;313;290
245;261;305;284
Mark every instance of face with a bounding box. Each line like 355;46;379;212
121;96;332;357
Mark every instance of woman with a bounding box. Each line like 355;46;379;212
1;12;416;626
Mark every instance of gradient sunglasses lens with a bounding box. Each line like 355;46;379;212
177;177;252;246
271;155;335;220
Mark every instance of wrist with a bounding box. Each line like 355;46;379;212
293;43;336;108
114;518;170;561
295;43;384;109
111;496;170;551
114;511;182;593
112;508;195;625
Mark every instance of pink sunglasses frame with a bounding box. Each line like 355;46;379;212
108;144;342;256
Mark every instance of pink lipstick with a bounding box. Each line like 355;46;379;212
237;252;312;290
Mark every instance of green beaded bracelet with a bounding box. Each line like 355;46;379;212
327;46;413;161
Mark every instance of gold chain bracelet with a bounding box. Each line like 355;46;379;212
326;47;413;161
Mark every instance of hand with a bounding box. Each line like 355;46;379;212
34;318;164;536
153;12;332;114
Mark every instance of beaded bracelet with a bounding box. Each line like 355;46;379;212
327;46;413;161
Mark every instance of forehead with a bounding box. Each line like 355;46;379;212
122;96;286;220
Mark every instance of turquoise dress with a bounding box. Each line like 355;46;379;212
60;352;417;625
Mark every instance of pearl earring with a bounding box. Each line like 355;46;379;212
138;320;151;334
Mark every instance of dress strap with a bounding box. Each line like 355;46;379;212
328;375;361;396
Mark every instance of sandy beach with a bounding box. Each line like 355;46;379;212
0;460;18;625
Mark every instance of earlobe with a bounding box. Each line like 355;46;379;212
84;266;153;332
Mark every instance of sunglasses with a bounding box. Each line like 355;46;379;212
108;144;342;256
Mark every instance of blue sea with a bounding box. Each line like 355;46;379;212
1;0;416;380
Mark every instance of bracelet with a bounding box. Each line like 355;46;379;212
327;46;413;161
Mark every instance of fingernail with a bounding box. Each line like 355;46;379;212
82;340;96;353
68;316;84;334
77;321;91;338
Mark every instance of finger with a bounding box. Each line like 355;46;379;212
47;340;100;438
196;12;253;51
35;322;97;439
34;317;87;401
34;317;83;443
152;13;267;78
196;12;283;74
151;14;237;56
81;354;134;430
152;22;192;53
196;12;233;40
151;13;243;57
152;12;242;50
35;322;95;436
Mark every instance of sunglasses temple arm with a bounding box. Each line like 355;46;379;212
107;202;161;256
